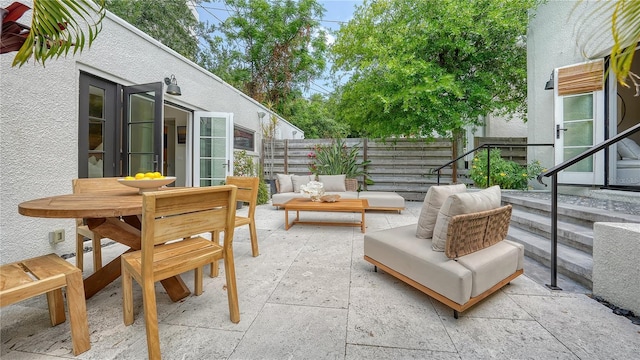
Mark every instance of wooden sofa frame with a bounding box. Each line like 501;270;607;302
364;205;523;318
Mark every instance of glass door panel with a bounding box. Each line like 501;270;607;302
193;112;233;187
123;83;163;175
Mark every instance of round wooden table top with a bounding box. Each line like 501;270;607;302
19;188;143;219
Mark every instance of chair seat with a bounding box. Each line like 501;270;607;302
122;237;222;282
0;253;90;355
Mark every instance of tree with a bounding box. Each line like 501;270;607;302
575;0;640;95
331;0;540;139
204;0;329;114
283;93;349;138
104;0;212;64
2;0;105;67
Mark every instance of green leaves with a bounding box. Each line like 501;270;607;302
332;0;540;139
12;0;105;67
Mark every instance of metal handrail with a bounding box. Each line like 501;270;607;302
537;122;640;290
434;143;554;186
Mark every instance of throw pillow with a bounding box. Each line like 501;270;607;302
618;138;640;159
416;184;467;239
276;173;293;193
431;185;502;252
292;175;314;192
318;174;347;192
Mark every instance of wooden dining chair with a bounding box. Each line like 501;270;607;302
72;177;127;272
211;176;260;277
121;186;240;360
0;253;90;355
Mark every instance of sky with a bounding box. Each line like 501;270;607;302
192;1;364;95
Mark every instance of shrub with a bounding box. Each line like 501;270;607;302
468;149;545;190
307;138;372;182
257;180;269;205
233;150;255;176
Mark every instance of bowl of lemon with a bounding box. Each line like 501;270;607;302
118;172;176;193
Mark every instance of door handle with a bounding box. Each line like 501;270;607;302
556;124;568;139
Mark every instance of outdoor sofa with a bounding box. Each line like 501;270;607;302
271;174;405;212
364;185;524;318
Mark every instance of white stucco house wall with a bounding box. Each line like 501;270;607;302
0;1;302;263
527;0;639;190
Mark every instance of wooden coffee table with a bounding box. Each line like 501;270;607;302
283;198;369;233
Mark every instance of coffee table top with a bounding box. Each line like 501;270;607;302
283;198;369;211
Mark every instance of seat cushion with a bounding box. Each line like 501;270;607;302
432;186;501;252
456;241;521;297
618;138;640;159
318;175;347;192
358;191;405;208
364;224;473;305
416;184;466;239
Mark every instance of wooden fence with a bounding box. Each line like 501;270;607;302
261;138;456;201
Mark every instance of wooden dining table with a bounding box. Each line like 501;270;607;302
18;187;191;302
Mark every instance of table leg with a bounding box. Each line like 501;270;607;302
86;217;191;301
361;210;366;233
284;209;290;230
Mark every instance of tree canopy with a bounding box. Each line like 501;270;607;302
204;0;329;114
331;0;540;139
104;0;212;64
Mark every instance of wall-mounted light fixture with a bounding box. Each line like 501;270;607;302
292;130;297;138
164;74;182;95
544;71;554;90
258;111;266;119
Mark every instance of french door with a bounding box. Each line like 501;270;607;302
122;83;164;176
193;112;233;186
553;61;605;185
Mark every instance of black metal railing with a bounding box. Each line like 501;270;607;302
433;143;554;186
538;123;640;290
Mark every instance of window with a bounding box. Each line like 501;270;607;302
234;126;254;151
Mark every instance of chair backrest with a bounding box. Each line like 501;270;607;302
225;176;259;218
140;186;237;275
72;177;127;226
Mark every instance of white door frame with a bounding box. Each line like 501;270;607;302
192;111;234;187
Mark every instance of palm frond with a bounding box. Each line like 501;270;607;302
575;0;640;88
12;0;105;67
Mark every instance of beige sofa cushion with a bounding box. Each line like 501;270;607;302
416;184;466;239
432;186;501;252
456;241;522;297
276;173;293;193
358;191;405;209
364;224;473;305
291;175;314;192
318;175;346;192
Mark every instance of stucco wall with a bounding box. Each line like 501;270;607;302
526;1;614;188
593;222;640;316
0;2;301;263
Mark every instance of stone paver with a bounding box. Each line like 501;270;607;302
1;201;639;359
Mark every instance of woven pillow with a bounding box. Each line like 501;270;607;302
431;186;502;252
292;175;314;192
318;175;346;192
416;184;466;239
276;173;293;193
618;138;640;159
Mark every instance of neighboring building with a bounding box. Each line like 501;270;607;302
527;1;639;190
0;3;302;263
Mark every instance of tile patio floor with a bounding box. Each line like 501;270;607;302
2;201;639;359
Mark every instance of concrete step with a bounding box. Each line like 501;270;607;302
510;208;593;254
507;226;593;289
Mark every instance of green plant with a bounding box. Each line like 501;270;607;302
257;180;269;205
307;138;372;182
468;149;545;190
233;150;256;176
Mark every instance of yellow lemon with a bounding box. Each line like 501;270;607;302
124;176;135;180
134;173;145;180
153;172;162;178
144;172;155;179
